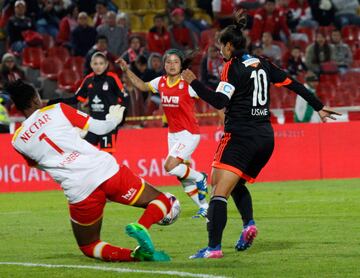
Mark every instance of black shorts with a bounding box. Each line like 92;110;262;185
85;130;118;153
212;131;274;183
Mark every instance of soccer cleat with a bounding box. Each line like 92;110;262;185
131;246;171;262
235;220;258;251
192;207;208;218
196;173;208;201
189;245;223;259
125;223;154;255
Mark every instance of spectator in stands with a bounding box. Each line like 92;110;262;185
36;0;60;38
84;35;116;76
261;32;282;66
6;0;35;53
56;4;79;48
71;12;97;57
0;53;26;84
168;8;197;51
143;53;163;116
287;0;318;30
144;53;163;82
305;31;334;74
211;0;236;28
332;0;360;28
147;14;171;55
286;46;307;77
93;0;108;27
330;29;353;72
308;0;335;27
200;45;223;90
251;42;264;56
294;73;321;123
97;11;128;57
251;0;290;43
121;35;147;64
116;12;129;33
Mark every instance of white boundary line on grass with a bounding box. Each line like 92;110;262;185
0;262;228;278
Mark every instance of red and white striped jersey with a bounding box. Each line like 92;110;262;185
12;103;119;204
148;76;200;134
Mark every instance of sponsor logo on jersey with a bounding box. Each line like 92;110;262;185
216;81;235;99
122;188;137;201
242;58;260;68
91;95;105;112
88;83;93;88
161;95;180;107
102;81;109;91
20;114;52;143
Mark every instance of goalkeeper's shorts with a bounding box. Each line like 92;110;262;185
69;165;145;226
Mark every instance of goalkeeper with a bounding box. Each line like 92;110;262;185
9;80;172;262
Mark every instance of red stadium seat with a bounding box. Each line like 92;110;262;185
297;27;316;42
22;47;45;68
318;25;335;41
40;57;63;80
200;28;218;50
57;69;81;91
42;34;55;50
64;56;85;75
341;25;360;41
47;46;70;61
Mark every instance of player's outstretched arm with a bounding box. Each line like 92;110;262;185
116;58;149;92
87;105;126;135
182;69;230;109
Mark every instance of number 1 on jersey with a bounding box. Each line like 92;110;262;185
251;69;268;107
39;133;64;154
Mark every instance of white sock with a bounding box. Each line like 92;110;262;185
168;164;204;181
181;179;208;209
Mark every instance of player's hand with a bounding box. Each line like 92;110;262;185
181;69;197;84
106;105;126;125
318;106;342;122
115;58;128;72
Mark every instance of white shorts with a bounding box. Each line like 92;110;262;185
168;130;200;161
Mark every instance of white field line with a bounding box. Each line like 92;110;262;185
0;262;228;278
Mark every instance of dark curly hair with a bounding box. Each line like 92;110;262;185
5;80;37;111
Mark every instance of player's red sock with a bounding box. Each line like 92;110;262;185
80;240;135;262
138;193;171;229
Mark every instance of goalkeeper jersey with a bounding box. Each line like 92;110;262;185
12;103;119;204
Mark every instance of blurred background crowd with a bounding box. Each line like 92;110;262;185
0;0;360;132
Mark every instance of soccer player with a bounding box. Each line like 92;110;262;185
181;10;341;259
116;49;209;218
8;80;173;262
48;52;128;154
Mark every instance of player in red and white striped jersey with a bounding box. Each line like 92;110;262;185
117;49;209;218
8;80;173;262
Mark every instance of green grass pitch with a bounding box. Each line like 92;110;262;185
0;179;359;278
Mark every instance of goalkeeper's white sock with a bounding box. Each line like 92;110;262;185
168;164;204;181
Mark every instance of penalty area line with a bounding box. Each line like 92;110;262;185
0;262;228;278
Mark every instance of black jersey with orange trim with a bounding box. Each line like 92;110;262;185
75;71;127;120
220;54;322;135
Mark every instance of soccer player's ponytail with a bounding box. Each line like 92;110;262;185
219;9;248;56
